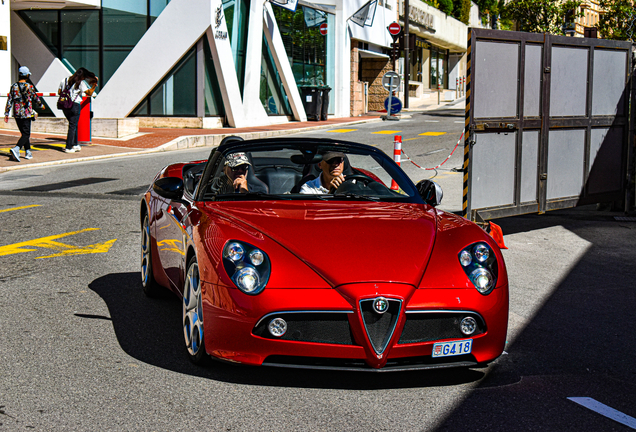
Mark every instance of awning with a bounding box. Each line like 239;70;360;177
358;49;389;59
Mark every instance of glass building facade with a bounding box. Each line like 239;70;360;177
272;5;335;113
18;1;333;117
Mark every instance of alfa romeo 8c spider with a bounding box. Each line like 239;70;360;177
140;137;508;371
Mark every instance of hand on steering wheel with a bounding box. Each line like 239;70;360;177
334;174;372;193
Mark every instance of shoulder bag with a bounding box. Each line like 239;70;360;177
57;78;74;110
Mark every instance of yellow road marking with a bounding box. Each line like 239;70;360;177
404;137;420;141
419;132;447;136
372;130;401;134
1;143;65;155
0;228;117;258
326;129;357;133
31;143;65;151
0;205;41;213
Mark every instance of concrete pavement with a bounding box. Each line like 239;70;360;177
0;96;465;173
0;116;381;173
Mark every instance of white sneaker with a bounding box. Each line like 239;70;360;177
9;146;20;162
72;145;81;152
24;150;33;160
63;148;76;153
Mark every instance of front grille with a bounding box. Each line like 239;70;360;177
398;312;485;344
253;313;356;345
360;299;401;354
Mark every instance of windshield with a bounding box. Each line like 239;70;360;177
200;144;420;202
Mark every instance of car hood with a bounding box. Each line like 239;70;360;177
206;201;437;287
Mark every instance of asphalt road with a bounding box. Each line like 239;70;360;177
1;110;635;431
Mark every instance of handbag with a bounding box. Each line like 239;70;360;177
57;78;74;110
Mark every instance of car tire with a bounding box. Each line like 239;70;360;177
141;213;161;297
183;256;209;365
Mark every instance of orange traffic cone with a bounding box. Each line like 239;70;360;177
489;222;507;249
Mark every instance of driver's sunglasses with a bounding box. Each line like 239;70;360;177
231;164;249;172
327;157;344;165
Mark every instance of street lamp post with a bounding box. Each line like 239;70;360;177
404;0;409;109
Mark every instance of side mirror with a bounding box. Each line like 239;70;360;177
416;179;443;207
153;177;184;200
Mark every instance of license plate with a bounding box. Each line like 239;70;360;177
432;339;472;358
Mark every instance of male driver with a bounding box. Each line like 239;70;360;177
211;152;251;194
300;151;347;194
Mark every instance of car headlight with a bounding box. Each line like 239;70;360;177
458;242;498;295
224;242;245;262
223;240;270;295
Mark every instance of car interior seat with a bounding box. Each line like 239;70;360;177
245;152;269;194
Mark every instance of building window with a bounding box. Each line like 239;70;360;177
261;34;292;115
132;47;197;116
102;0;148;85
273;6;328;87
223;0;250;97
19;11;59;57
203;37;226;117
430;48;448;89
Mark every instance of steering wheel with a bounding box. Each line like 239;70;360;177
335;174;373;193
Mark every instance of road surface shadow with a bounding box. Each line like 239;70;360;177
88;272;486;390
419;108;465;118
434;206;636;431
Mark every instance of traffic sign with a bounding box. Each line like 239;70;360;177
381;71;401;91
267;96;278;114
388;22;401;36
319;23;328;35
384;97;403;115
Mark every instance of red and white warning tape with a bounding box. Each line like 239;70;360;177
400;131;464;171
5;93;58;97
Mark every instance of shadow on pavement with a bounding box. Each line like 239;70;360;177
435;206;636;431
88;272;485;390
419;108;465;118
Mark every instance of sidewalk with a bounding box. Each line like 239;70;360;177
0;97;463;173
0;115;384;173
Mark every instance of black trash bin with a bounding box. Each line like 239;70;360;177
299;86;322;121
319;86;331;121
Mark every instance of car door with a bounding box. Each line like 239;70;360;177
156;196;190;290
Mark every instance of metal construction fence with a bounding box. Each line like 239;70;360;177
463;28;635;221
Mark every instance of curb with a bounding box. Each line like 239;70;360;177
0;117;382;173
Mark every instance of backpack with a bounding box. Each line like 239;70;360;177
57;78;74;110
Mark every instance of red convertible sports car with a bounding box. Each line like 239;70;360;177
140;137;508;371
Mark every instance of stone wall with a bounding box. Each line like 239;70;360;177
350;43;393;114
350;45;364;117
0;117;140;138
363;58;393;112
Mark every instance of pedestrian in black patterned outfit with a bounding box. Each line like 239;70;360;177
3;66;44;162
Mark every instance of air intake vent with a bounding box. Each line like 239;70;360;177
360;298;402;355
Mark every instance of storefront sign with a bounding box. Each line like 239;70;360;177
214;5;228;40
402;3;435;31
415;38;431;50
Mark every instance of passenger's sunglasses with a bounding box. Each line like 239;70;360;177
231;165;248;172
326;157;344;165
